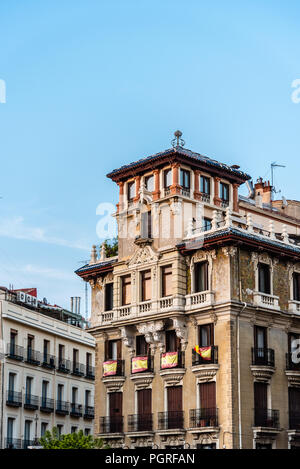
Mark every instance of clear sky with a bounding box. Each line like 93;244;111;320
0;0;300;314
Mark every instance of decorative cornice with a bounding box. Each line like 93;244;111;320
250;365;275;383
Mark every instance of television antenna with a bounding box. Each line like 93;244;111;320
271;162;285;194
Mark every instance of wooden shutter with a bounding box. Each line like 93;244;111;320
199;382;216;409
162;265;172;297
136;335;149;355
254;382;267;410
167;386;182;412
289;387;300;413
109;392;122;417
138;389;152;415
141;270;151;301
122;275;131;305
116;340;122;360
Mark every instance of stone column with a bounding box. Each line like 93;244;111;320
232;183;239;213
170;163;181;195
116;181;124;212
214;177;221;206
133;175;141;202
152;169;161;200
194;170;201;200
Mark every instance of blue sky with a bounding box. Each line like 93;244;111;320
0;0;300;313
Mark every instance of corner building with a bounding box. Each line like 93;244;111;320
76;140;300;449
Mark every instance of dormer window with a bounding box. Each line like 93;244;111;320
145;175;154;192
220;182;229;202
180;169;190;189
127;181;135;201
164;169;172;188
200;176;210;195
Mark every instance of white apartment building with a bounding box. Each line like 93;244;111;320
0;287;95;449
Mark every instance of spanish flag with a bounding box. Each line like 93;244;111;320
194;346;212;360
103;360;117;376
161;351;178;369
132;356;148;373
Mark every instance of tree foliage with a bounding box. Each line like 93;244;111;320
39;428;108;449
103;237;118;258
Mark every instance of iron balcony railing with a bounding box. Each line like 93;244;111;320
160;351;185;370
57;358;71;373
5;438;22;449
131;355;153;374
286;352;300;371
254;408;280;428
192;346;218;366
86;365;95;380
252;347;275;367
42;354;56;369
158;411;184;430
56;400;69;415
127;414;153;432
100;416;123;434
40;397;54;413
6;391;22;407
84;406;95;419
24;394;39;410
23;439;35;449
289;411;300;430
6;343;24;361
70;403;83;417
25;348;41;365
190;408;218;428
102;359;125;377
72;362;85;376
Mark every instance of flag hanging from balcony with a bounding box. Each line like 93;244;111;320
194;346;211;360
132;356;148;373
103;360;117;376
161;351;178;369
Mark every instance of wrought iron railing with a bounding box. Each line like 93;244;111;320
5;438;22;449
72;362;85;376
252;347;275;367
42;354;56;369
6;343;24;361
100;416;123;433
158;411;184;430
189;408;218;428
128;414;153;432
56;400;69;415
40;397;54;413
85;365;95;380
24;394;39;410
25;348;41;365
84;406;95;419
70;403;83;417
192;346;218;366
6;391;22;407
254;408;279;428
57;358;71;373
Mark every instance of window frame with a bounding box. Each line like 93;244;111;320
200;176;211;195
161;265;172;298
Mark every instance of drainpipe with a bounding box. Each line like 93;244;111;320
237;247;247;449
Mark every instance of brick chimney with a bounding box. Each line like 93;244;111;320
254;178;273;206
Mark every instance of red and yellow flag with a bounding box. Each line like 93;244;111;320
194;346;212;360
132;356;148;373
161;351;178;369
103;360;117;376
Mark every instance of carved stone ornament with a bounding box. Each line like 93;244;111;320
170;200;182;216
137;321;165;352
102;377;125;393
172;317;188;351
120;326;135;354
250;365;275;383
89;279;95;288
222;246;237;257
160;370;185;386
128;245;160;268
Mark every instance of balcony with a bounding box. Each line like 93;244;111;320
72;362;85;377
5;438;22;449
100;416;123;434
286;352;300;371
253;292;280;311
288;300;300;314
117;306;132;320
192;347;218;366
138;300;152;314
131;355;153;374
56;400;69;415
70;403;83;418
6;391;22;407
25;348;41;366
158;411;184;430
289;411;300;430
103;359;125;378
86;365;95;380
24;394;39;410
185;291;215;311
84;406;95;420
220;199;229;208
190;408;218;428
252;347;275;367
160;297;173;310
160;351;185;370
128;414;153;432
180;188;191;198
200;193;211;203
57;358;71;373
40;397;54;413
254;408;280;429
42;354;56;369
6;343;24;361
23;440;35;449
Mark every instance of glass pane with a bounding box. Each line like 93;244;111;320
145;176;154;192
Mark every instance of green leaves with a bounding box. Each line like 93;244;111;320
39;428;108;449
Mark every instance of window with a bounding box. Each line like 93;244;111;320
195;262;209;292
199;324;214;347
43;340;49;361
289;332;300;353
200;176;210;195
57;384;63;401
145;175;154;192
58;344;64;361
199;382;216;410
180;169;190;189
84;428;91;436
293;272;300;301
105;283;114;311
203;218;212;231
136;335;149;356
127;181;135;201
25;377;33;403
161;265;172;297
105;339;121;360
164;169;172;188
27;335;34;359
42;381;48;404
24;420;31;444
141;211;152;238
8;372;15;393
57;425;63;438
254;326;267;349
41;422;48;437
258;263;271;294
220;182;229;201
72;387;78;404
85;390;91;407
71;426;77;434
121;275;131;305
141;270;151;302
165;330;180;352
73;348;79;364
10;330;17;351
86;352;92;369
7;418;14;444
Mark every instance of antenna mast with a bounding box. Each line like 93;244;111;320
271;162;286;194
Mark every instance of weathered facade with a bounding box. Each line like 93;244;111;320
77;137;300;449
